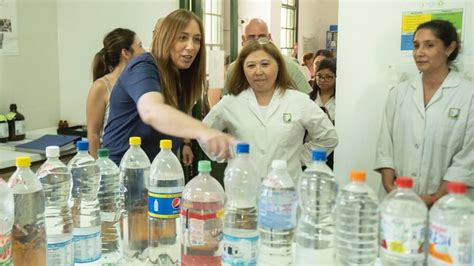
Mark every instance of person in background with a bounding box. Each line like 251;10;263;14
86;28;145;158
310;58;337;123
103;9;235;165
313;49;334;69
223;18;312;96
202;39;338;181
301;52;315;81
375;19;474;205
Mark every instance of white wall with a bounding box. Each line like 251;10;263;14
57;0;178;125
0;0;60;130
335;0;474;193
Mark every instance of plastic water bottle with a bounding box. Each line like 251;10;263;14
148;139;184;265
257;160;297;266
67;141;102;265
8;156;47;266
0;179;14;265
181;160;225;265
428;181;472;266
296;150;337;265
334;170;379;266
96;148;123;264
222;143;260;266
37;146;74;266
380;176;428;266
119;136;150;262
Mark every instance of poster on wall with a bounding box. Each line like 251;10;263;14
0;0;19;55
400;8;463;51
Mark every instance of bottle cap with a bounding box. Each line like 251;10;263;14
129;136;141;145
46;146;60;157
97;148;109;158
9;103;17;110
236;143;249;154
198;160;212;172
395;176;413;188
350;170;366;182
16;156;31;167
312;149;327;161
160;139;172;149
271;160;287;169
447;181;467;194
76;141;89;151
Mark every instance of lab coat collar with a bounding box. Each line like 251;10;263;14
243;87;284;124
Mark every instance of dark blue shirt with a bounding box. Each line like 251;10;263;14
103;53;181;164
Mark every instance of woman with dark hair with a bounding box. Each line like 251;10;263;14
102;9;234;165
310;58;337;123
313;49;334;69
375;19;474;204
202;39;338;180
86;28;145;158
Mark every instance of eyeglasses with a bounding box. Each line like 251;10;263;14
243;36;271;45
316;74;335;81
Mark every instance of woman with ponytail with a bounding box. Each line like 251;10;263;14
86;28;145;158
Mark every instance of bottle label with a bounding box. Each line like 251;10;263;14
48;235;74;266
429;221;472;265
181;208;224;247
14;120;24;135
148;191;182;219
380;214;426;259
0;232;12;266
222;233;258;265
258;190;297;230
73;226;102;263
0;123;8;138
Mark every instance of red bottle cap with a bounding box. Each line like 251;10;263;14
447;182;467;194
396;176;413;188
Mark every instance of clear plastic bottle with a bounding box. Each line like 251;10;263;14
0;179;14;265
37;146;74;266
67;141;102;265
96;148;123;265
8;156;47;266
257;160;297;266
334;170;379;266
148;139;184;265
181;160;225;266
428;181;472;266
296;149;337;265
119;136;150;262
380;176;428;266
222;143;260;266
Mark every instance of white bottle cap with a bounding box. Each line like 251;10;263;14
46;146;60;157
271;160;287;169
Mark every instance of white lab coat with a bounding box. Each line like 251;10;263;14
374;70;474;197
202;87;338;182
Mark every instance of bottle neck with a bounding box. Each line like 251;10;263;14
77;150;89;155
46;156;60;162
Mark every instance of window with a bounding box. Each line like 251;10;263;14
204;0;224;51
280;0;297;56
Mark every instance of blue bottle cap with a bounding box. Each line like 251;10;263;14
235;143;249;154
76;141;89;151
312;149;326;161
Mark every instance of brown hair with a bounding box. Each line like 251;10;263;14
228;40;295;96
302;52;314;65
150;9;205;113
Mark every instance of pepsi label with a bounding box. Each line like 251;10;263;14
148;191;182;219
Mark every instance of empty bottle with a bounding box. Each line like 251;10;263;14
222;143;260;266
428;181;472;266
119;136;150;262
37;146;74;266
6;103;25;141
0;179;14;265
148;139;184;265
296;149;337;265
181;160;226;266
334;170;379;266
8;156;47;266
258;160;297;266
96;148;123;265
67;141;102;264
380;176;428;266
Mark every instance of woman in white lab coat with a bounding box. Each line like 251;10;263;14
374;19;474;205
202;39;338;181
